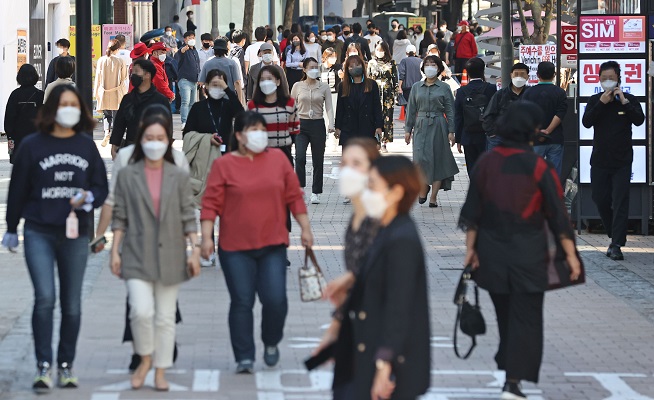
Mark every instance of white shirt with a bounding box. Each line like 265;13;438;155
364;34;383;49
197;47;214;71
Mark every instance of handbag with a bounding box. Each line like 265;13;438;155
452;265;486;359
298;248;328;302
396;92;407;106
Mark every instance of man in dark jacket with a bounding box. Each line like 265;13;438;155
45;39;75;89
482;62;529;150
342;23;371;62
522;61;568;178
174;31;201;127
582;61;645;261
110;59;170;159
454;58;497;173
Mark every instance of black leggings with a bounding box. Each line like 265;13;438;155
296;119;327;194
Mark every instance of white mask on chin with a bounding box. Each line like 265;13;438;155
338;166;368;197
55;106;81;128
245;130;269;153
142;141;168;161
361;189;388;219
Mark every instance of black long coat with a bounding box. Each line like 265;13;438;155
334;81;384;146
333;214;431;399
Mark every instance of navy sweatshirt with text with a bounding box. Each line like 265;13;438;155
6;132;108;235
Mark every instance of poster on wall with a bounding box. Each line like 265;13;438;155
578;102;647;141
519;44;556;85
102;24;134;51
69;25;103;79
579;16;646;53
29;0;45;89
578;59;646;97
560;26;577;69
17;29;28;72
579;146;646;184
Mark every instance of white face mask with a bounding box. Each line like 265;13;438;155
165;31;172;36
349;52;359;57
56;47;64;55
141;140;168;161
259;80;278;95
245;130;268;153
327;36;335;42
321;35;328;41
55;106;81;128
361;189;388;219
307;69;321;79
327;57;337;64
424;66;439;79
339;166;368;197
158;54;167;62
309;37;316;43
512;77;527;88
187;39;196;47
601;79;618;91
208;87;225;99
261;53;274;64
375;50;385;59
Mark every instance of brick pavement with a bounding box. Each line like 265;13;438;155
1;110;654;400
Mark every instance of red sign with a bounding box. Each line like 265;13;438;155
561;26;577;55
579;16;645;53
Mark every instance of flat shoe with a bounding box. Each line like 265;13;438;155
418;197;427;205
429;203;438;208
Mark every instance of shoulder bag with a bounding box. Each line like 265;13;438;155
453;265;486;359
299;248;328;302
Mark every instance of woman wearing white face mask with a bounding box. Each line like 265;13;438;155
248;66;300;165
111;113;200;391
2;85;108;392
291;58;335;204
311;139;380;385
367;42;399;153
405;55;459;208
304;31;323;62
330;155;430;400
200;111;314;373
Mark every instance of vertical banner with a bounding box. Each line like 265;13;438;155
29;0;46;89
69;25;103;82
17;29;28;72
560;26;577;69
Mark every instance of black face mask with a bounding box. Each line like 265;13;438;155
130;74;144;88
202;42;211;49
349;66;363;77
343;31;350;36
292;41;300;46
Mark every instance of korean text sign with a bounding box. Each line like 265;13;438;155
519;44;556;85
579;16;645;53
578;59;645;97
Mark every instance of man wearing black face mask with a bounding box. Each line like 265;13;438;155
343;23;371;62
110;59;170;160
386;19;400;52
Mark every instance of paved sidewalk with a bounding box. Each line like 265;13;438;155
1;111;654;400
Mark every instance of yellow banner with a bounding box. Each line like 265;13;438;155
408;17;427;33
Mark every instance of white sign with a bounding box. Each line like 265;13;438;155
579;145;646;183
578;102;647;140
519;44;557;85
578;59;646;97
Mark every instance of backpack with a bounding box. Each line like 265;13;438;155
462;84;490;134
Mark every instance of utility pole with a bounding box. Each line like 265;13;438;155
318;0;324;30
76;0;93;111
468;0;473;20
500;0;513;87
211;0;219;38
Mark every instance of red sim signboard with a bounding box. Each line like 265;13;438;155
561;25;577;68
579;16;646;53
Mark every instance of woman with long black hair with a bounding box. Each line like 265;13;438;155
284;33;308;90
2;85;108;392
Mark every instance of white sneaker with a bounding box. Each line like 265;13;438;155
310;193;321;204
180;122;186;130
210;254;217;268
343;197;351;204
200;257;213;267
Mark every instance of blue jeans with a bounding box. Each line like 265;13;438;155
178;78;197;123
533;143;563;178
24;225;89;366
486;135;502;151
218;245;288;362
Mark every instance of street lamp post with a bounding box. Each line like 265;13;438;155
500;0;513;86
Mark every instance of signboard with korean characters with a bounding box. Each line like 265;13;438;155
579;146;647;184
579;16;646;54
578;59;646;97
518;44;556;85
578;102;647;140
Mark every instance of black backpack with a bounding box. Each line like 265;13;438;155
462;84;490;134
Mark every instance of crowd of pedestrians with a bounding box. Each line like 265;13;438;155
4;12;643;400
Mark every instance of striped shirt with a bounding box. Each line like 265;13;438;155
247;98;300;148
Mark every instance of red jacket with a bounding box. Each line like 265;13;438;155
454;32;478;59
151;58;175;100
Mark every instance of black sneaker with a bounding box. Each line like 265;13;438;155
57;362;78;388
33;362;53;393
501;382;527;400
263;346;280;367
128;354;142;374
609;245;624;261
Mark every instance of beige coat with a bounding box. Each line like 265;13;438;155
94;54;128;111
112;161;197;286
182;131;222;207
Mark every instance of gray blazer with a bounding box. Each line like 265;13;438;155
113;161;197;286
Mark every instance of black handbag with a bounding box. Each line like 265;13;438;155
452;265;486;359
